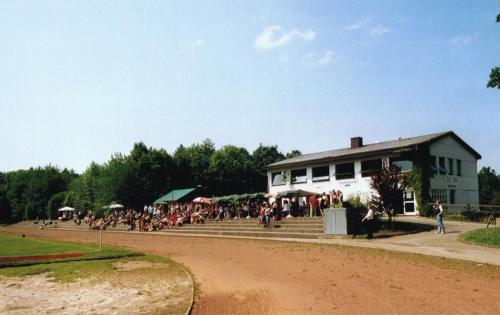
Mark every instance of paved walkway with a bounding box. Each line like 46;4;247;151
308;216;500;266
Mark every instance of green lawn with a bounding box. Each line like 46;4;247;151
459;227;500;248
0;232;139;267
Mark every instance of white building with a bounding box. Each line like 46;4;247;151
266;131;481;215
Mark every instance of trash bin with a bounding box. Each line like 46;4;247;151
324;208;347;235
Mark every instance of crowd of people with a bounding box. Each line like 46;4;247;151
56;191;346;232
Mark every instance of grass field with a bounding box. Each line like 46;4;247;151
459;227;500;248
0;232;139;267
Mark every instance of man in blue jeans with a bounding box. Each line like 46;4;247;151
435;200;445;234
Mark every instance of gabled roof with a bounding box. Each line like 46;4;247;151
267;131;481;170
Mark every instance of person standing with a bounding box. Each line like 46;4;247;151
362;207;375;239
309;195;319;217
435;200;445;234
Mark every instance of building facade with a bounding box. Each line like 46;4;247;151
266;131;481;214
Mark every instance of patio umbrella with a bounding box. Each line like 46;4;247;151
192;197;213;204
58;206;75;212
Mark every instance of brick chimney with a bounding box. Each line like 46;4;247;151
351;137;363;149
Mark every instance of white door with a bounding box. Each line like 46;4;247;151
403;190;416;215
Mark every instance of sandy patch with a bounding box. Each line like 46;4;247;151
0;260;192;315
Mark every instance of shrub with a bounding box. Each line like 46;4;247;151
344;195;368;235
420;204;436;217
462;204;480;221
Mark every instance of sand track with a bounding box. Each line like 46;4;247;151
2;227;499;315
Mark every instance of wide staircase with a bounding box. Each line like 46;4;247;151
12;217;326;240
163;217;325;239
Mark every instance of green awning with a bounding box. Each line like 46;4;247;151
154;188;196;204
277;190;315;198
249;192;266;199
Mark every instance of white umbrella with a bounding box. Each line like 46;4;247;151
58;206;75;212
109;204;124;209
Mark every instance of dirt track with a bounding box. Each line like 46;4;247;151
3;227;499;315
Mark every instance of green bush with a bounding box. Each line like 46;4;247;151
344;195;368;235
462;204;480;221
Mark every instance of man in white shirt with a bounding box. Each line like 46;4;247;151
362;207;375;239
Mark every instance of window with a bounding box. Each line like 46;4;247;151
291;169;307;184
335;162;355;180
429;155;437;175
456;159;462;176
449;189;455;204
390;157;413;172
431;189;447;203
438;157;446;175
448;158;454;175
271;172;286;186
312;165;330;182
361;159;382;177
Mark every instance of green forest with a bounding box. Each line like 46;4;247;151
0;140;300;223
1;139;499;224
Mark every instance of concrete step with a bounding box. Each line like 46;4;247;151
160;228;323;239
177;226;324;233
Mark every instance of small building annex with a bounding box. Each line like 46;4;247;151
266;131;481;215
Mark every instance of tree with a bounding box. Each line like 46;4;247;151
172;139;215;193
369;165;408;224
487;14;499;89
478;167;500;204
0;173;11;223
209;145;255;195
285;150;302;159
252;144;285;191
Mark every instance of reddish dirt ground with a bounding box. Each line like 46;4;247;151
2;227;499;315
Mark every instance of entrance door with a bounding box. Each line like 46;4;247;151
403;190;416;215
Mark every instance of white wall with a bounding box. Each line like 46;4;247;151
429;136;479;205
267;160;377;203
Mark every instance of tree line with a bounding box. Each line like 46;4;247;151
1;140;499;223
0;139;299;223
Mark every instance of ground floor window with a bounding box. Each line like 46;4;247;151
431;189;447;203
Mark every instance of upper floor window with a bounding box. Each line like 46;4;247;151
335;162;354;180
271;172;286;186
361;159;382;177
429;155;437;175
291;169;307;184
312;165;330;182
438;157;446;175
390;157;413;172
448;158;454;175
456;159;462;176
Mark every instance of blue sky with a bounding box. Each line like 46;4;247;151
0;0;499;173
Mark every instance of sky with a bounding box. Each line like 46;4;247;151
0;0;499;173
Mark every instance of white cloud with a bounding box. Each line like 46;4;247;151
303;50;338;66
370;24;390;36
449;34;475;45
345;18;372;30
255;25;316;50
189;38;204;47
319;50;335;65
